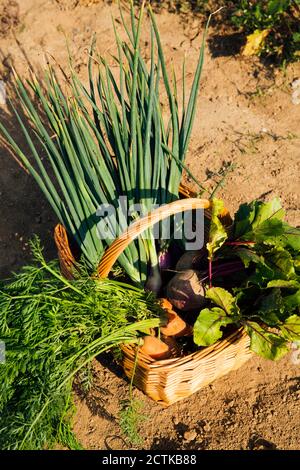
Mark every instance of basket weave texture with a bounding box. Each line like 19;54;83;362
54;185;253;406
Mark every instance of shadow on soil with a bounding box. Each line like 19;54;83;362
0;65;56;277
248;433;277;450
0;74;57;278
0;9;57;275
73;378;116;422
208;32;246;58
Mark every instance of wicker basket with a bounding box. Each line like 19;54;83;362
54;186;253;406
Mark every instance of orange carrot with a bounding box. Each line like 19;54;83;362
159;298;192;337
160;298;173;310
160;310;187;336
140;335;172;360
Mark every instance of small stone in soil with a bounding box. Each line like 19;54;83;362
183;430;197;442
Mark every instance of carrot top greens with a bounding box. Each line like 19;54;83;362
0;238;161;450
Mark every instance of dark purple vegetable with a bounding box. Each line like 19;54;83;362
145;264;162;295
166;269;207;311
176;249;205;271
158;249;173;270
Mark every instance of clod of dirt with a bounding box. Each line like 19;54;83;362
203;422;211;432
248;434;277;451
0;0;19;38
183;430;197;442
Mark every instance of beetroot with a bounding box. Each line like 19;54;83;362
175;250;204;271
166;269;207;311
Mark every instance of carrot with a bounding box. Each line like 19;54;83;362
161;310;187;336
160;298;173;310
139;335;172;360
159;298;193;337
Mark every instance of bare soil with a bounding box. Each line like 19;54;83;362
0;0;299;450
0;0;19;38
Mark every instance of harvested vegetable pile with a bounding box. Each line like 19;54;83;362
0;239;161;450
0;1;300;451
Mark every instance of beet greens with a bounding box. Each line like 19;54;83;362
193;198;300;360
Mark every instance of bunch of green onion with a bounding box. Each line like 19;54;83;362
0;1;207;289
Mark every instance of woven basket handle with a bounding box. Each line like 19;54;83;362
97;198;211;279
